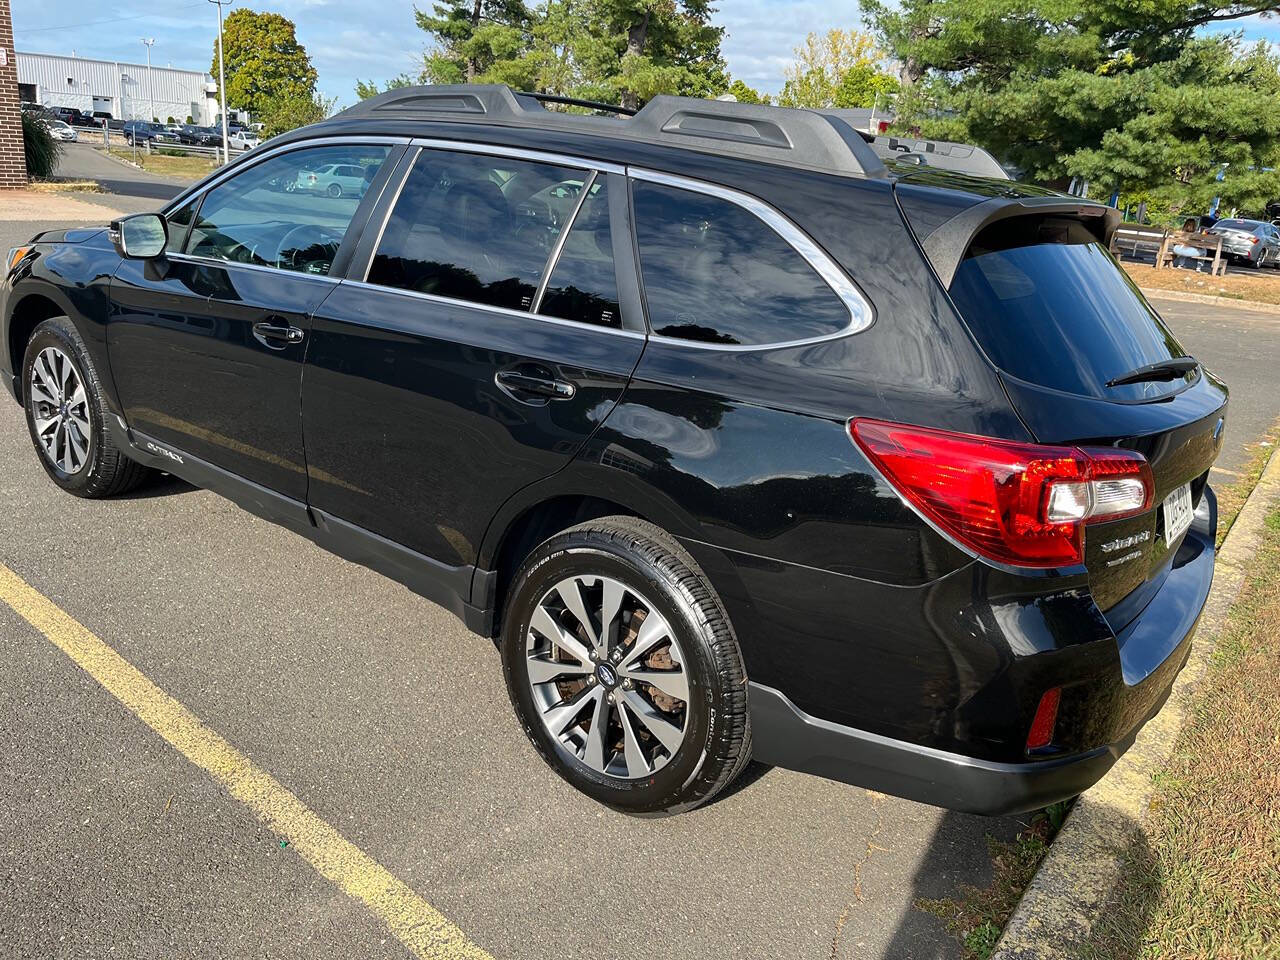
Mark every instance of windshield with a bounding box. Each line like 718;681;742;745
948;217;1190;401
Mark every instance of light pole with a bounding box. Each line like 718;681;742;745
208;0;231;164
140;38;155;123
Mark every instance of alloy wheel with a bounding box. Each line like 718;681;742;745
525;575;689;779
28;346;92;475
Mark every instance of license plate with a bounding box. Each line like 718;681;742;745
1163;483;1193;546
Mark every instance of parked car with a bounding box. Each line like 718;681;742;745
1208;218;1280;267
228;129;261;150
92;110;114;124
293;161;373;198
53;107;92;127
122;121;179;146
42;119;78;142
1;85;1225;818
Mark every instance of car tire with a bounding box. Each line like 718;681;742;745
327;183;342;199
501;516;752;816
21;316;151;498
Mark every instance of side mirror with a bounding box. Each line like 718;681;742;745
110;213;168;259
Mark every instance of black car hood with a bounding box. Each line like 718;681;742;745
34;226;108;245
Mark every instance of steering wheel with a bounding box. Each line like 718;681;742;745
276;223;344;273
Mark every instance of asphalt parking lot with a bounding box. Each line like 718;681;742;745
2;162;1280;959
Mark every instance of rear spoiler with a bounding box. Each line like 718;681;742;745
864;134;1009;180
917;196;1122;286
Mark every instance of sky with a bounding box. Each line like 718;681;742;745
9;0;858;110
12;2;1280;112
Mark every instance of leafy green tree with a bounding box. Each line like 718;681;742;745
355;75;418;100
862;0;1280;208
258;92;336;139
416;0;535;84
214;10;319;119
833;65;898;109
415;0;728;109
778;29;888;108
725;78;769;104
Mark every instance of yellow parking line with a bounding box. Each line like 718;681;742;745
0;561;492;960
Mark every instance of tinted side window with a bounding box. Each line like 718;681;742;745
538;179;620;328
184;144;391;275
632;181;850;346
368;149;581;312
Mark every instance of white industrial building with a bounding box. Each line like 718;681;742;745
16;51;221;124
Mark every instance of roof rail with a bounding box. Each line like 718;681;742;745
334;84;889;180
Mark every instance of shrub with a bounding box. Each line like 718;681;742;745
166;115;175;124
21;112;62;178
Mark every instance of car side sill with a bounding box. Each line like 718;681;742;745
748;682;1122;815
116;421;484;629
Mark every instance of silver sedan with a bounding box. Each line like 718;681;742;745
1209;218;1280;268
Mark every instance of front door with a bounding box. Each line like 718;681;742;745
108;141;400;500
302;145;645;569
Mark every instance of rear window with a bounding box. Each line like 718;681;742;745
1212;219;1259;231
947;217;1189;401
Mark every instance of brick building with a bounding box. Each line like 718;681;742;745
0;0;26;188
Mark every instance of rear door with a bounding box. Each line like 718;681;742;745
941;212;1228;618
301;143;645;569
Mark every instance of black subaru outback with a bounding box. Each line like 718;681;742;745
1;86;1223;817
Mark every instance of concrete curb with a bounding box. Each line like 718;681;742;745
992;449;1280;959
92;147;147;173
1140;287;1280;314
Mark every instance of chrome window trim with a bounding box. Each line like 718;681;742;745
361;146;422;284
160;135;413;217
532;168;598;313
627;166;876;351
166;251;342;284
407;137;625;176
338;278;647;341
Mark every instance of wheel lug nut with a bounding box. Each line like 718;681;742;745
622;679;633;690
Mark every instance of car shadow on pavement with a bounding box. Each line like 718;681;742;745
118;472;196;499
876;809;1028;960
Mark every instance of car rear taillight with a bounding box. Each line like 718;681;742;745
848;419;1153;568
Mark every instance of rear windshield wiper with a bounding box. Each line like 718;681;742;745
1106;356;1198;387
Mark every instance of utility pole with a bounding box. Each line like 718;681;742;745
140;38;155;123
208;0;230;164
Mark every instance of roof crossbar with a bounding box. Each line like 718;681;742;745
517;92;636;116
337;84;892;179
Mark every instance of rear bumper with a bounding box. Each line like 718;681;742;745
749;680;1174;815
748;491;1216;815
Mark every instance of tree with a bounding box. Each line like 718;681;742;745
778;29;888;108
414;0;730;110
355;75;417;100
862;0;1280;208
725;78;769;104
416;0;535;84
258;92;336;139
215;10;319;119
833;65;897;110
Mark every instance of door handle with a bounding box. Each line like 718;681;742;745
252;322;305;350
495;369;577;401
